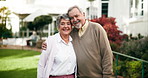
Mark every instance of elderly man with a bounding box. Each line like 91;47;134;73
67;5;113;78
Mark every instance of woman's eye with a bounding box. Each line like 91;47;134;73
67;23;71;25
60;23;65;25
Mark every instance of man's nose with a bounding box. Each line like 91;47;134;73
73;17;77;21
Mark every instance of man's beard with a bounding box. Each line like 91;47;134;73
73;20;82;29
74;23;82;29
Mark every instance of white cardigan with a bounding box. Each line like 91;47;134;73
37;34;77;78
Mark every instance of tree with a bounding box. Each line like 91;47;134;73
0;6;12;38
33;15;52;31
26;22;35;30
26;15;52;39
91;16;124;51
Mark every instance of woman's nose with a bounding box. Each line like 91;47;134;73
64;24;68;27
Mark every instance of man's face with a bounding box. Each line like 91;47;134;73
68;8;85;29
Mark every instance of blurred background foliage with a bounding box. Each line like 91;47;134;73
0;6;12;39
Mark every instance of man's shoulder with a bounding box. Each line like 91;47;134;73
89;21;102;27
88;21;106;33
88;21;103;29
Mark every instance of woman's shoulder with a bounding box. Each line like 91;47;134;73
48;33;59;39
46;33;59;43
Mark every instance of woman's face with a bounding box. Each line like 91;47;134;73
58;19;72;36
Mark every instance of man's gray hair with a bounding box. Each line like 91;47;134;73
56;13;70;28
67;5;83;15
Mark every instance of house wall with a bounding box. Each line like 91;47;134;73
127;20;148;36
108;0;130;31
126;0;148;36
107;0;148;36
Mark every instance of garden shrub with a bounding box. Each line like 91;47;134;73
119;36;148;78
113;60;126;77
36;39;45;49
126;61;141;78
120;36;148;60
113;60;142;78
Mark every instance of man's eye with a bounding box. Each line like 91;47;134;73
69;17;74;19
75;15;78;18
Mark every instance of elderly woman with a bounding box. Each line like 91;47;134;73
37;14;76;78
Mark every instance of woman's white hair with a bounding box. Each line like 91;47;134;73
56;13;70;28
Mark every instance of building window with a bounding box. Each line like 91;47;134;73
86;7;98;19
130;0;144;18
102;0;109;1
141;3;143;9
102;3;108;17
135;0;139;9
86;7;89;16
140;0;144;16
141;10;143;16
26;0;35;4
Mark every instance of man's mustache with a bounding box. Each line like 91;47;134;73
73;20;80;24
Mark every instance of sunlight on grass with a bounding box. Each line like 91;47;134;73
0;55;39;71
0;49;41;78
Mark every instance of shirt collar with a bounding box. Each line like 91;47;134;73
57;33;72;43
81;20;89;31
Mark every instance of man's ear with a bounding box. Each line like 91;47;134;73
83;12;85;16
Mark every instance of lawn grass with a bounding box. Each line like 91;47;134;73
0;49;41;78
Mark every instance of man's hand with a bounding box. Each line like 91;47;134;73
42;41;47;50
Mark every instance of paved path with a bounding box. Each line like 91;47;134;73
0;45;41;52
0;38;47;52
2;38;28;46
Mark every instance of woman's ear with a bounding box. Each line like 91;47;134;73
57;27;59;31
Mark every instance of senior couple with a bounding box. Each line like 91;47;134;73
37;5;113;78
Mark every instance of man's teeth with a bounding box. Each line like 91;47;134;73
74;20;80;24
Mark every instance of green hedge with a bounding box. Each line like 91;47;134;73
114;60;142;78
